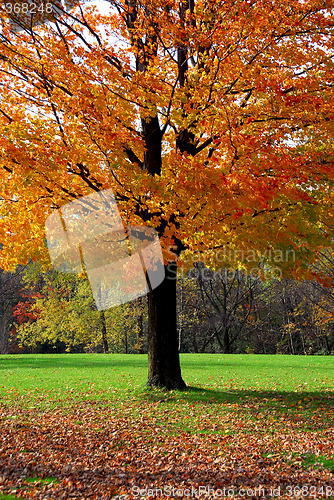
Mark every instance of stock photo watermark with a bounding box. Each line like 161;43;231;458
127;484;334;498
167;245;295;282
45;187;165;311
2;0;83;31
45;187;296;312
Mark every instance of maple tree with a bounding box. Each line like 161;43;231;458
0;0;334;388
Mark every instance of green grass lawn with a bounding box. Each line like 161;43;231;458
0;352;333;397
0;353;333;432
0;354;333;500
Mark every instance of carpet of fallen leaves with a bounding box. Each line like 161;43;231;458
0;396;334;500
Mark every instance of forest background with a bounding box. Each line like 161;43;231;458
1;249;334;356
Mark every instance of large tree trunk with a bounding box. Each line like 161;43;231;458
124;1;188;390
147;262;186;390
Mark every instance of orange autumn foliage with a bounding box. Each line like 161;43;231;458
0;0;333;276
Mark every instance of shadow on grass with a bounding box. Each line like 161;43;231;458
0;354;149;370
1;353;333;373
139;385;334;431
141;384;333;404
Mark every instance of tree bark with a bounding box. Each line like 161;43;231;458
100;310;108;353
137;305;145;354
147;261;186;390
223;328;231;354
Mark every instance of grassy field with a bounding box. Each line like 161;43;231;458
1;352;333;398
0;353;333;416
0;354;333;499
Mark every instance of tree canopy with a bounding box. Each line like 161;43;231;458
0;0;333;274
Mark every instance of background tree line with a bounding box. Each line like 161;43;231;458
1;253;334;356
